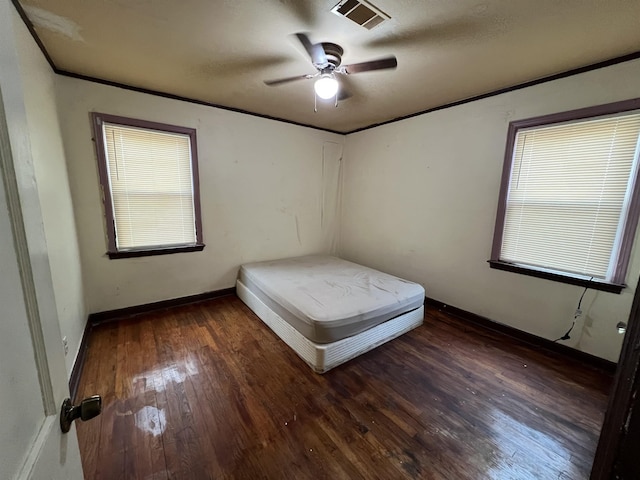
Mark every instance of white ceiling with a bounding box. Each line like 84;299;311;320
15;0;640;133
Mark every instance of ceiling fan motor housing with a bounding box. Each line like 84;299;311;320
319;42;344;69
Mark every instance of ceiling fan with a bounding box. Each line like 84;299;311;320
264;33;397;103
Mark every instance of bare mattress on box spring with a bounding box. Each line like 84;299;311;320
237;255;425;344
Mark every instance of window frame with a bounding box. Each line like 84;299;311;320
91;112;205;259
490;98;640;294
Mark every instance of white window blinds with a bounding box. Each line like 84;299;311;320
501;112;640;281
102;123;197;250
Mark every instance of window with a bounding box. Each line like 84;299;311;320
490;99;640;293
91;113;204;258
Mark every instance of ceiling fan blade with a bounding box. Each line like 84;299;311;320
343;56;398;74
294;32;327;66
365;20;480;49
337;74;359;101
263;74;313;86
199;55;292;78
280;0;315;26
337;87;353;101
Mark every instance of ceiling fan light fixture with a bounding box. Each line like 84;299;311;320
314;74;339;99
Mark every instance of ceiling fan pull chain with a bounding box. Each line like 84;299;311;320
314;92;318;113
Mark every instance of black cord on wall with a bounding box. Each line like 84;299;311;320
554;279;592;342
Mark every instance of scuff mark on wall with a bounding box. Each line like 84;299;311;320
295;215;302;246
23;6;84;42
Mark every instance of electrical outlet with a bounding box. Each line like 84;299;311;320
62;336;69;356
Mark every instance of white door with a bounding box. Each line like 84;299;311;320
0;23;84;480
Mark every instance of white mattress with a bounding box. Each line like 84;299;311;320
238;255;425;343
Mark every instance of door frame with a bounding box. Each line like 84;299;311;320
0;82;56;418
0;78;63;480
591;275;640;478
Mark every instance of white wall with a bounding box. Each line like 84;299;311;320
56;78;344;313
341;59;640;363
13;10;86;376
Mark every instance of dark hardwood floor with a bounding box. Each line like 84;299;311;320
76;295;612;479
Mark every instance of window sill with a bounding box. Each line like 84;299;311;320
107;244;205;259
488;260;625;294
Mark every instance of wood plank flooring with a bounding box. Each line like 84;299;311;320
76;295;612;479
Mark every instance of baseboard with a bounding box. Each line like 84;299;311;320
424;297;617;374
68;286;236;400
87;287;236;325
68;317;94;402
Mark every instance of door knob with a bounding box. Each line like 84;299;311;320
60;395;102;433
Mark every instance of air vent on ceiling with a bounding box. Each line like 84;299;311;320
331;0;390;30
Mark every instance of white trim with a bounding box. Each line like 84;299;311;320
14;416;56;480
608;129;640;280
0;86;55;414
